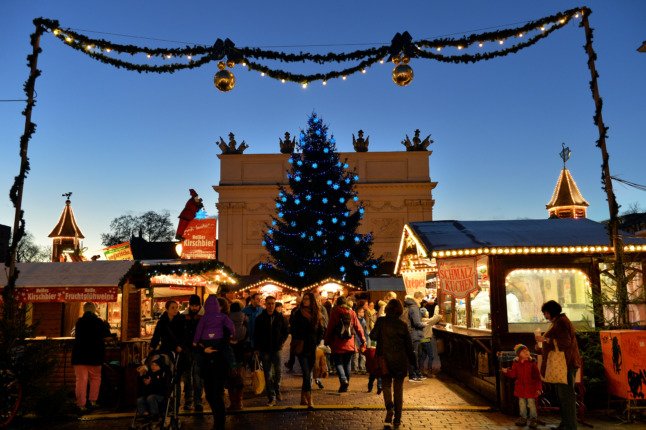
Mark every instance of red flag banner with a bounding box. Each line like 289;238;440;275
437;257;478;299
16;287;118;303
181;219;217;260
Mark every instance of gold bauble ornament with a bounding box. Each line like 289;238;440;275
217;61;226;70
392;56;400;64
401;57;410;64
226;60;235;68
214;69;236;92
392;63;414;86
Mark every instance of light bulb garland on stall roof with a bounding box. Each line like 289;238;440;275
33;7;587;92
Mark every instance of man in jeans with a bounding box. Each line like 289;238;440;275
403;292;427;382
182;294;204;411
253;296;289;406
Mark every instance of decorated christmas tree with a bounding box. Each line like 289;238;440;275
260;113;381;289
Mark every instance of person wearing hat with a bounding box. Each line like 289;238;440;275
137;355;170;421
502;344;542;428
182;294;204;411
71;302;112;413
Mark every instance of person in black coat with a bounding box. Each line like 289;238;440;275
253;296;289;406
150;300;187;410
72;302;112;411
371;299;416;428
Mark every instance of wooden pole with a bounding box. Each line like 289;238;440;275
581;11;628;325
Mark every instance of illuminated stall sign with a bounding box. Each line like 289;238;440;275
103;242;134;261
16;287;118;303
181;219;217;260
438;257;478;298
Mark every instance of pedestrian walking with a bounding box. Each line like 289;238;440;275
71;302;112;413
253;295;289;406
242;293;264;349
228;300;248;410
324;296;366;393
193;296;235;430
370;299;416;428
502;343;542;428
290;291;325;407
402;292;427;381
535;300;581;430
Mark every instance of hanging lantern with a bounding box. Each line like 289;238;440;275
214;62;235;92
392;57;413;87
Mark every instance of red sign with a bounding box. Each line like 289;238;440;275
437;257;478;298
600;330;646;399
16;287;119;303
181;219;217;260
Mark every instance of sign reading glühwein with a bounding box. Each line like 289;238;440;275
16;287;119;303
181;218;217;260
437;257;478;299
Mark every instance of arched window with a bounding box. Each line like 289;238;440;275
505;268;594;332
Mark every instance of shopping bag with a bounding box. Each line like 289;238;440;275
543;341;568;384
251;353;265;395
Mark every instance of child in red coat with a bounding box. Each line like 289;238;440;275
502;344;542;428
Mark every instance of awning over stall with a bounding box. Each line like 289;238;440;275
1;261;134;302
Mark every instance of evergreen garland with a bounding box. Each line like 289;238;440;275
32;7;589;84
119;260;237;288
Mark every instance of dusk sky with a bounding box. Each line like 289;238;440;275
1;1;645;257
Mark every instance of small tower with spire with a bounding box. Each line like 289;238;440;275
546;144;589;219
48;193;85;262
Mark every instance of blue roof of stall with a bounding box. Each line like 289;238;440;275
408;218;646;251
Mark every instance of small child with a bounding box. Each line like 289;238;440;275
352;308;368;374
314;343;330;389
420;308;442;376
502;344;542;428
364;346;383;394
137;355;170;421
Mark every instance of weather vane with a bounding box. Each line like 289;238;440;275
559;143;571;167
62;192;72;201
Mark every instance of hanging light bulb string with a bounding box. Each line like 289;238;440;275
33;6;588;88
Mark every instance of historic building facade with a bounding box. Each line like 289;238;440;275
214;150;436;275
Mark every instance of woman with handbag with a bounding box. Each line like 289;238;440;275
535;300;582;430
290;292;325;407
370;299;416;428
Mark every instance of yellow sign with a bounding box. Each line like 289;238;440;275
103;242;134;260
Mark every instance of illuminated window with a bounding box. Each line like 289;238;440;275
505;268;594;332
441;256;490;330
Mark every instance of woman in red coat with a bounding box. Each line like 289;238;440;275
502;344;542;428
324;296;366;392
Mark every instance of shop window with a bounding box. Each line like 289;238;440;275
505;268;594;333
599;262;645;326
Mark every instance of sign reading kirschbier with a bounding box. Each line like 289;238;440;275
103;242;134;261
181;218;216;260
437;257;477;298
16;287;118;303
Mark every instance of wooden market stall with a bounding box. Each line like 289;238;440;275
395;218;646;410
233;278;301;313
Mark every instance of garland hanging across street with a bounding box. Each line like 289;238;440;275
34;7;587;91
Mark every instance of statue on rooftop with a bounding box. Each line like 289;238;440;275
218;132;248;154
401;129;433;151
352;130;369;152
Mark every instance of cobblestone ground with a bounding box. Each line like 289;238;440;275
15;338;646;429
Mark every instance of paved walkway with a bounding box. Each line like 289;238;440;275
26;339;646;429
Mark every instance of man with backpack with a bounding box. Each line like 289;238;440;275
324;296;366;393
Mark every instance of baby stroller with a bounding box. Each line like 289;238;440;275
129;352;182;430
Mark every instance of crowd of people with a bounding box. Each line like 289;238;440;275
72;293;579;430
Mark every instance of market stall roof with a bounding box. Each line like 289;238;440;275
546;168;589;209
396;218;646;273
411;218;646;251
365;277;406;292
48;198;84;239
1;261;134;288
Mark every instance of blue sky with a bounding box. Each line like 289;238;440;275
1;1;645;257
